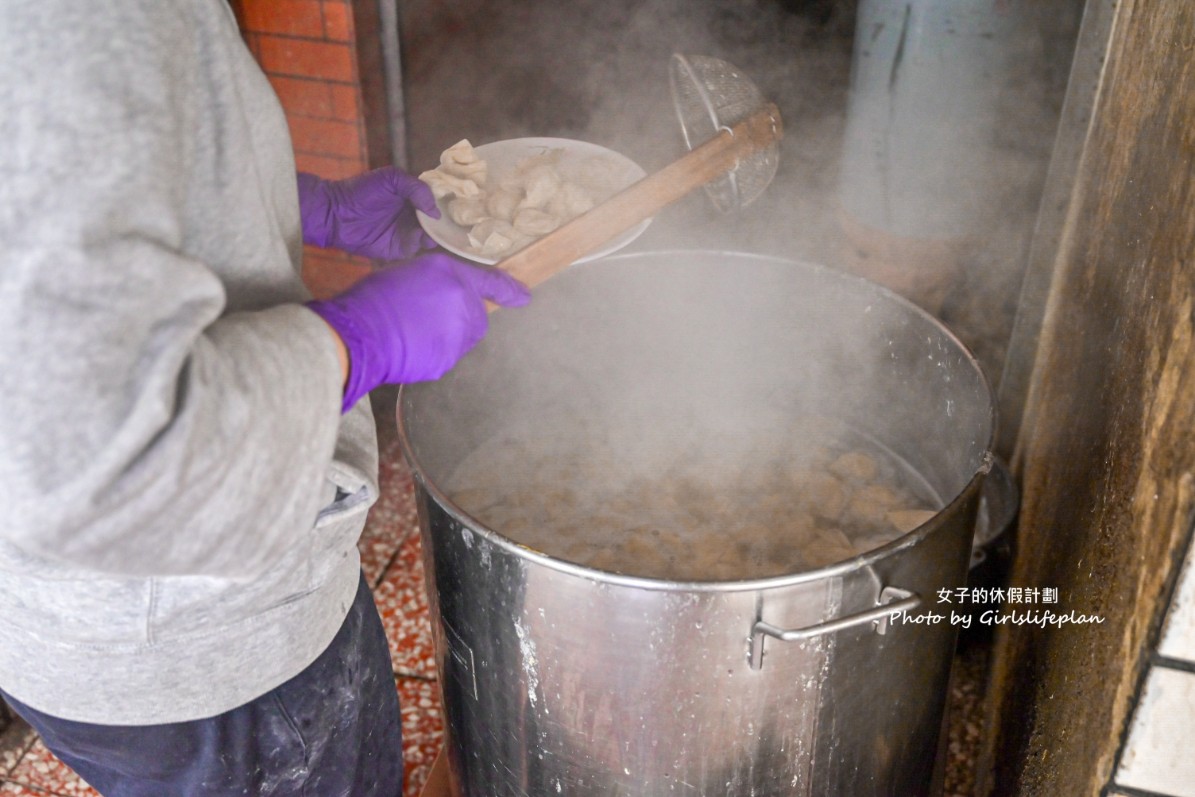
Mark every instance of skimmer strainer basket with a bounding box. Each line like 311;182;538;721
669;53;780;213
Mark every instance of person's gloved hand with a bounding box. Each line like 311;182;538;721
306;253;531;412
298;168;440;260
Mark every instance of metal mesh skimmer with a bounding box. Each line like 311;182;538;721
669;53;781;213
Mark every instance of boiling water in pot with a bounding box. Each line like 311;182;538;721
445;416;942;581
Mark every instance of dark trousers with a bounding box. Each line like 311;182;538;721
2;572;404;796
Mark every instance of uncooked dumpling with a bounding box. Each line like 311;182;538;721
467;218;521;257
517;165;563;210
448;197;488;226
485;185;522;222
546;181;594;220
513;207;560;236
438;139;487;185
467;218;514;247
422;140;630;259
418;168;481;200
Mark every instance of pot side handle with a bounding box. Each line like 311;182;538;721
748;587;921;670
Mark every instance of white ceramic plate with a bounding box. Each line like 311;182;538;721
416;137;650;266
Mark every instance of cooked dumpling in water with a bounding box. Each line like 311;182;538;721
886;508;937;533
444;428;942;581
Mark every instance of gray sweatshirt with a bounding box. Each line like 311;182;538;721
0;0;379;723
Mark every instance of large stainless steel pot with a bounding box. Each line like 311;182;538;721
398;251;994;796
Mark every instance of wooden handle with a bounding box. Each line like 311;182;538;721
487;102;782;305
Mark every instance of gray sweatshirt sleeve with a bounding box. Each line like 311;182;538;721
0;0;348;579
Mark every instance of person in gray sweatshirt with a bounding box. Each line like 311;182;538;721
0;1;529;794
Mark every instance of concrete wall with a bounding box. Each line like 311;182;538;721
978;1;1195;793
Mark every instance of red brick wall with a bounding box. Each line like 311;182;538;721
234;0;374;298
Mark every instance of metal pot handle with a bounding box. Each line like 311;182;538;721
749;586;921;670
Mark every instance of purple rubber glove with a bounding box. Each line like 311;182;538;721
306;253;531;412
298;167;440;260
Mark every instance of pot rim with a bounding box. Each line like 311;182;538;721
396;249;997;593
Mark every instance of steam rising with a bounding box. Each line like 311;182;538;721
401;0;1081;382
403;251;995;581
396;2;1073;571
403;0;855;265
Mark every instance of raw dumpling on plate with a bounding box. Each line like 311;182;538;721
485;185;522;222
513;207;560;237
438;139;487;185
547;182;595;220
419;169;481;201
417;137;648;263
467;218;533;258
515;163;563;211
448;197;488;227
